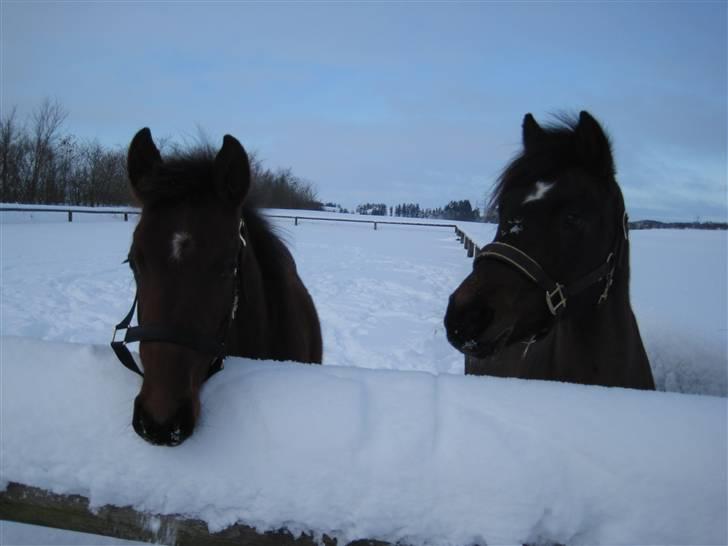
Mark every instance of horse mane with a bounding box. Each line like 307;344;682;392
487;113;616;216
131;145;219;205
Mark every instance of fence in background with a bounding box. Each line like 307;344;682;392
0;207;481;259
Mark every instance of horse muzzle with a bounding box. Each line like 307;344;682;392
132;394;199;446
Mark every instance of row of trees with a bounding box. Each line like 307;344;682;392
1;101;129;206
0;100;321;210
356;203;388;216
383;200;480;221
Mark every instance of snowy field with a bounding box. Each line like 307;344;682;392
1;207;727;545
1;206;726;393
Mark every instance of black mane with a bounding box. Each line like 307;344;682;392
132;145;218;205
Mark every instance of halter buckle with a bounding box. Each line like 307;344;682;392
546;284;567;316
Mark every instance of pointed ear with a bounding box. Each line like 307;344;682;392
522;113;545;151
127;128;162;191
575;111;615;176
214;135;250;205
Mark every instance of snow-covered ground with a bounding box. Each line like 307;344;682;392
1;208;727;545
2;207;725;393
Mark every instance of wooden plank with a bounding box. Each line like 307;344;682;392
0;482;387;546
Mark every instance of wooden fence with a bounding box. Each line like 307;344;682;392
0;482;385;546
0;207;481;259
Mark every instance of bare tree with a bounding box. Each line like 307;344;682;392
28;98;68;203
0;106;25;203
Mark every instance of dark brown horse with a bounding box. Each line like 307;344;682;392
445;111;654;390
113;128;322;446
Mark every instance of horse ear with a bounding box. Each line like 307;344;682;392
522;113;545;151
127;128;162;192
214;135;250;205
575;111;615;176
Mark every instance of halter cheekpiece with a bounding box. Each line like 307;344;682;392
473;211;628;317
111;219;248;379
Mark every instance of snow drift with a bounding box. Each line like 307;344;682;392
2;336;725;546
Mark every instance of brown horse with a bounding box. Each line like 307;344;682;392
112;128;322;446
445;111;654;390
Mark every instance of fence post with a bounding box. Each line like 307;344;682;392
295;217;298;226
68;211;72;222
124;213;128;222
374;222;377;231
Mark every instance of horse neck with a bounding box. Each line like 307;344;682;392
546;259;652;388
228;236;270;358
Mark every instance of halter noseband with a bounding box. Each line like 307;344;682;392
111;219;248;379
474;211;628;317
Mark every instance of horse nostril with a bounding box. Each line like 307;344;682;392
132;397;195;446
445;303;494;346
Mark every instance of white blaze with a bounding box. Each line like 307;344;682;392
523;181;555;204
171;232;191;262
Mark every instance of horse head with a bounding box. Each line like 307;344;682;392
445;111;627;361
125;128;250;445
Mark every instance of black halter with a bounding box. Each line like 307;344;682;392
111;219;248;379
474;212;629;317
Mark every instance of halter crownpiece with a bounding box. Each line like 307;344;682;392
111;218;248;378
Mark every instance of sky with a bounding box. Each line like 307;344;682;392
1;1;726;222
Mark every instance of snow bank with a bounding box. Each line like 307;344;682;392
2;336;725;546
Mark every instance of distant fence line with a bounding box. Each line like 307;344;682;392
0;206;480;258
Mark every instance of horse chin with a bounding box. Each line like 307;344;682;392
460;326;514;359
460;321;553;359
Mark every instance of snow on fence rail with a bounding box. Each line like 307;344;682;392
1;337;725;546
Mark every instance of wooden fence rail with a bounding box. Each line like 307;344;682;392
0;482;386;546
0;207;481;259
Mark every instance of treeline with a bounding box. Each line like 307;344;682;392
356;203;388;216
0;99;321;210
357;200;480;221
629;220;727;231
247;162;321;211
1;101;128;206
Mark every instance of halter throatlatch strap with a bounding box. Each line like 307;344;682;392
111;218;247;379
473;212;627;317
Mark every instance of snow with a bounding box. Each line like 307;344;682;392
2;337;726;545
1;208;727;545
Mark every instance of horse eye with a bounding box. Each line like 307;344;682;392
564;212;584;228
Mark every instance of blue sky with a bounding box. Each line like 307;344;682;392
2;1;726;221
